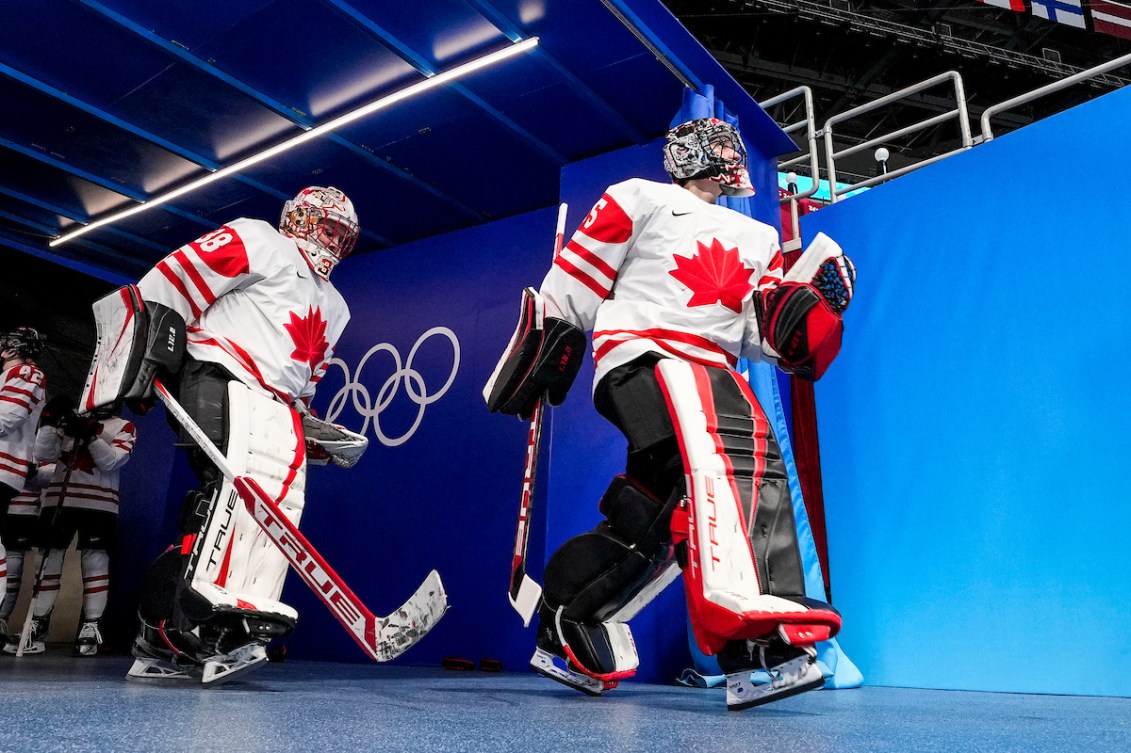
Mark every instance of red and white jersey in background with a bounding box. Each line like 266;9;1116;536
7;460;54;516
0;361;46;491
137;218;351;404
540;178;784;388
36;418;136;515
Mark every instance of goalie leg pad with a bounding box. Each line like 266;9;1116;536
538;476;681;679
656;360;841;655
186;380;307;609
138;377;306;666
484;288;587;418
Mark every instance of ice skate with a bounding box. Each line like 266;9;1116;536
529;647;612;696
725;644;824;711
74;620;102;657
201;642;269;686
3;615;48;655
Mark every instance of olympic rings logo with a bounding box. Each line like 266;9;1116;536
322;327;460;447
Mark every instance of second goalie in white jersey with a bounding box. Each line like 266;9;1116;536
486;118;855;710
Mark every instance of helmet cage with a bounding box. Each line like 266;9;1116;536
0;326;46;359
280;187;360;279
662;118;755;197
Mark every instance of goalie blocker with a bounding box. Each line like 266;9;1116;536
483;287;586;419
80;285;186;416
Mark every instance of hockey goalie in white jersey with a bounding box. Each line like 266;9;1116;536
80;187;369;684
486;118;856;710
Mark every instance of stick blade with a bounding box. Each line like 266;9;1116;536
372;569;450;662
509;574;542;628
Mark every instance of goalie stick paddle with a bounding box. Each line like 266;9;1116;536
152;379;448;662
508;202;568;626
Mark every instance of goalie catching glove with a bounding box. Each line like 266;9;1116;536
758;233;855;381
300;411;368;469
483;288;586;419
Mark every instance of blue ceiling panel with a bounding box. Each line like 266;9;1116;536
0;0;183;108
0;195;67;237
0;78;203;197
86;0;277;52
0;150;132;226
337;81;560;218
330;0;507;69
239;140;480;247
183;0;421;121
457;59;639;162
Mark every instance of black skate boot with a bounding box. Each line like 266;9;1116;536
528;604;616;697
74;619;103;657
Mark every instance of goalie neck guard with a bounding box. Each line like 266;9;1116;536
662;118;754;198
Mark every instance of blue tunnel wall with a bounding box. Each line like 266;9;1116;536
801;84;1131;697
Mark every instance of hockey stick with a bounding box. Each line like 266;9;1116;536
508;202;568;626
152;379;448;662
14;449;81;657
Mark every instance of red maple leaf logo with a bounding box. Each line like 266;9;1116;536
284;306;329;369
669;238;755;313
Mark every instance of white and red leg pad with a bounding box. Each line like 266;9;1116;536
656;360;840;655
186;380;307;623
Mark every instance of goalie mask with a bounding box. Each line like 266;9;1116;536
280;186;360;280
662;118;755;198
0;326;46;360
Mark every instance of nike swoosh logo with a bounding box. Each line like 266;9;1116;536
672;210;693;216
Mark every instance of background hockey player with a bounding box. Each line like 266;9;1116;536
80;186;367;684
0;328;48;645
485;118;855;710
4;403;136;656
0;396;65;651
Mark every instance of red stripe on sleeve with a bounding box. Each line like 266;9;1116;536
173;249;218;306
564;239;617;282
156;260;203;319
553;255;611;299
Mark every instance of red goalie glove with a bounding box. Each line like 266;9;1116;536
757;282;843;381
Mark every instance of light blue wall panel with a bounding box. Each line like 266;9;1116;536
803;84;1131;696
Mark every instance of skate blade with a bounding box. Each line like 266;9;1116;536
726;658;824;711
529;648;607;697
4;641;45;656
201;645;268;687
126;657;197;682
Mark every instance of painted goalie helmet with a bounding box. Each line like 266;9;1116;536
0;326;46;359
280;186;360;279
662;118;755;197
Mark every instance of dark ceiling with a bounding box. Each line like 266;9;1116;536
661;0;1131;181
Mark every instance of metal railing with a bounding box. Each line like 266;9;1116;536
980;50;1131;142
823;71;972;202
758;85;820;205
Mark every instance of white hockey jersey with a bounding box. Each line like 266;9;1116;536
0;362;46;492
540;178;784;387
36;417;136;515
7;460;54;517
137;218;351;404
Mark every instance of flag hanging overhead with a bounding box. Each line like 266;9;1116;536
1031;0;1087;28
977;0;1027;11
1091;0;1131;39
